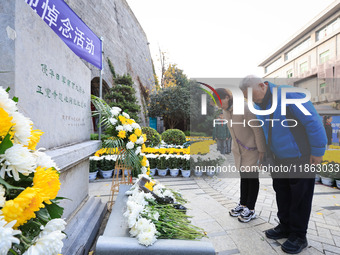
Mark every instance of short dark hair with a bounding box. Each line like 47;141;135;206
213;88;231;102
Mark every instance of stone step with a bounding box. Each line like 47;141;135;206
62;196;107;255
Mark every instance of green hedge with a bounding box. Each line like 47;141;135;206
142;127;161;147
162;129;186;145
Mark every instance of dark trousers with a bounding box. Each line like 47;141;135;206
272;156;315;238
240;171;259;210
217;139;227;154
226;138;232;154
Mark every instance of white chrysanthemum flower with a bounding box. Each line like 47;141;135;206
141;167;147;174
136;218;151;232
0;185;6;207
129;226;139;237
0;87;17;114
136;136;144;145
39;219;66;238
23;231;66;255
137;231;157;246
122;112;130;119
131;123;141;130
116;125;124;131
124;124;133;132
0;216;21;255
33;150;58;170
126;141;134;150
110;107;121;116
0;144;36;181
135;146;142;155
11;112;33;146
109;117;117;126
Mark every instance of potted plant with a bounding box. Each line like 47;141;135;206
147;155;157;176
157;156;168;177
169;156;179;177
194;158;204;177
319;162;336;186
89;156;99;181
181;157;191;178
100;156;114;179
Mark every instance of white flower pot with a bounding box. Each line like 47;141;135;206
194;169;203;177
100;169;113;179
336;180;340;189
181;169;191;178
170;169;179;177
89;171;98;181
206;169;216;177
321;176;334;186
149;168;156;176
315;174;321;183
157;169;168;177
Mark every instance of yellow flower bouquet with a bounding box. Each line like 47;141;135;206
0;87;66;254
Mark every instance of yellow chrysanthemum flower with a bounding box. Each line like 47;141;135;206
0;107;14;137
134;129;142;137
26;128;44;150
141;144;146;152
141;156;147;167
142;134;147;142
2;187;44;228
129;134;137;143
145;181;155;191
118;130;126;139
33;166;61;204
127;119;135;125
118;115;127;125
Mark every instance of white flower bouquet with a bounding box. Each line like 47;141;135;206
124;175;205;246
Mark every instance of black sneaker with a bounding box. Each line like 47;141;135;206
238;207;256;223
229;204;244;217
265;224;289;240
281;234;308;254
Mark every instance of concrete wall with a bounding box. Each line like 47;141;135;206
64;0;155;126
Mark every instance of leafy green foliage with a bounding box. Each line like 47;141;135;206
189;81;215;135
104;74;141;122
89;160;98;172
162;129;186;145
141;127;161;147
148;86;190;129
0;133;13;154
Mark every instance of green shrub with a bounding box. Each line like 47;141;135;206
142;127;161;147
89;160;98;172
162;129;186;145
183;131;208;137
90;133;111;141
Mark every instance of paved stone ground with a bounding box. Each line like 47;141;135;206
89;154;340;254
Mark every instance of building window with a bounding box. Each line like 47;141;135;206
316;18;340;41
286;69;293;78
284;38;311;62
320;82;326;94
319;50;330;64
300;62;308;74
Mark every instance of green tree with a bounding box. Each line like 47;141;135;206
148;85;190;129
104;74;141;122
